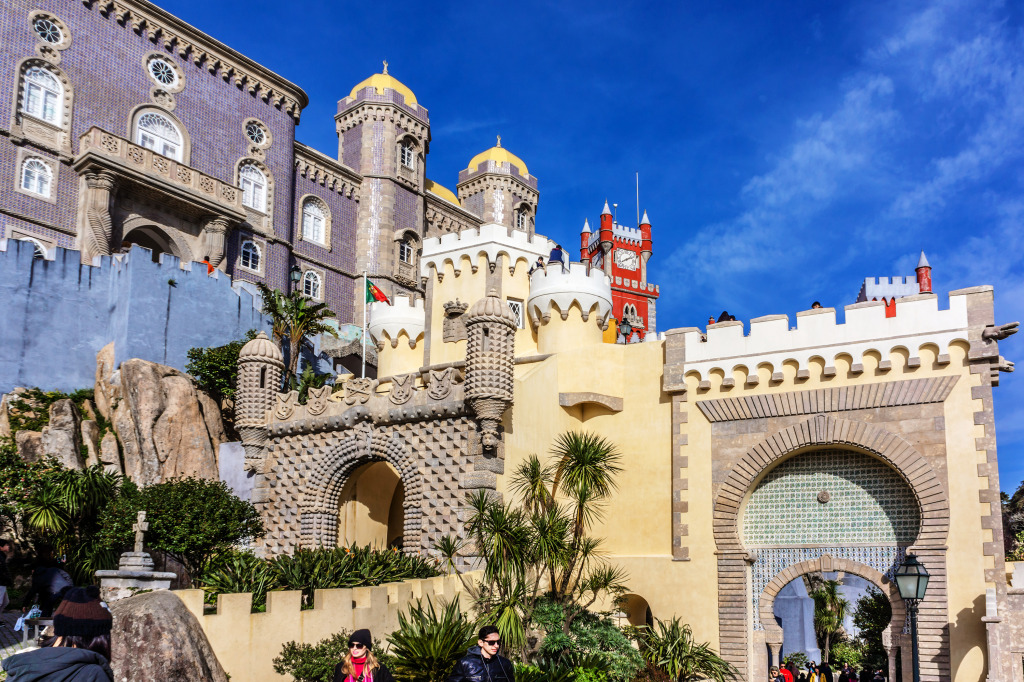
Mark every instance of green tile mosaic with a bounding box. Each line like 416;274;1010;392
742;449;920;546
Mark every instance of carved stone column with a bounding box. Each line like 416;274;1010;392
82;171;118;263
882;627;897;682
202;216;231;267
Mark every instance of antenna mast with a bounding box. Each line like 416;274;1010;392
636;172;640;226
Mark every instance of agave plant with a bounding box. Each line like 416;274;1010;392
636;618;737;682
387;597;478;682
199;551;274;608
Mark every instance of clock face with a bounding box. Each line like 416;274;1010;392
614;249;639;271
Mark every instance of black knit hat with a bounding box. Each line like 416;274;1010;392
349;628;372;648
53;586;112;638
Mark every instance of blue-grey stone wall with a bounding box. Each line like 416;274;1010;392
0;239;272;393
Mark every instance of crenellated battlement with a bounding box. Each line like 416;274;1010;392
527;262;612;327
612;223;643;243
857;275;922;302
678;291;978;385
420;223;552;279
368;294;425;347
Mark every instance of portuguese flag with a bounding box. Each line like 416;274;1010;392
365;277;391;304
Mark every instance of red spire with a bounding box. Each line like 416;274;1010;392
915;251;932;293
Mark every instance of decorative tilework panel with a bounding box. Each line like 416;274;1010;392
742;450;920;546
752;545;905;629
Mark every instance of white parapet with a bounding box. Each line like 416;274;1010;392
680;293;971;381
527;262;613;327
420;223;552;278
368;295;425;347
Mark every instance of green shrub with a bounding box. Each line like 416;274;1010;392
829;640;864;668
185;330;258;402
387;598;477;682
198;545;441;610
635;618;737;682
783;653;809;669
98;477;265;583
272;631;392;682
6;387;94;434
533;599;642;681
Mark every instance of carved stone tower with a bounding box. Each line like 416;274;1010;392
236;331;284;468
336;64;430;311
464;289;517;448
457;137;539;234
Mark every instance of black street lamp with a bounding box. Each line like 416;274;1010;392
619;320;632;344
289;265;302;289
895;554;930;682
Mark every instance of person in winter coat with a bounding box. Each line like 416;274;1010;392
447;625;514;682
332;629;394;682
2;585;114;681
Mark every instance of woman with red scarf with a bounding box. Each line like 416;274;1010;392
332;629;394;682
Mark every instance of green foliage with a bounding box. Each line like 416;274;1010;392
440;430;629;660
533;599;642;681
635;617;737;682
514;662;577;682
198;545;440;610
810;580;849;663
1009;529;1024;562
256;283;338;377
387;597;477;682
272;630;392;682
829;640;864;669
0;436;51;536
5;387;94;434
98;477;265;583
851;587;892;673
186;330;259;401
288;366;333;404
783;653;809;669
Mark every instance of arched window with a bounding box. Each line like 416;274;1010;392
22;66;62;126
20;158;52;197
398;236;415;264
240;164;267;212
135;112;182;161
16;237;47;260
302;270;322;299
240;240;261;271
301;199;326;245
516;207;528;231
399;139;416;170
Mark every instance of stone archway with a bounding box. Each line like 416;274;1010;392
301;426;423;552
758;555;905;671
711;414;951;682
123;224;184;263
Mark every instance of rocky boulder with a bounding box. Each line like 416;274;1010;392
40;399;84;470
106;358;226;485
81;419;101;467
110;590;228;682
100;431;123;474
15;430;44;462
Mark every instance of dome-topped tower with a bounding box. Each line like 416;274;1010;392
236;331;285;469
464;289;517;448
336;61;430;314
457;136;538;234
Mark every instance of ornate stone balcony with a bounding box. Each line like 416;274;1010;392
74;127;246;222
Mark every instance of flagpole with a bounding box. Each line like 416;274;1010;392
361;271;367;379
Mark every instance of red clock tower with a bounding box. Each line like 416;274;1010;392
580;200;660;341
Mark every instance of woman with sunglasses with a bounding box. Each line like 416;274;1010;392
332;629;394;682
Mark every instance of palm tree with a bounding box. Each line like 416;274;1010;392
810;579;849;662
637;617;737;682
256;283;338;377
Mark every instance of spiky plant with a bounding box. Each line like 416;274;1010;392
387;598;477;682
636;618;737;682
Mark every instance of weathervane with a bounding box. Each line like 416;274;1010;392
382;60;389;75
496;135;502;148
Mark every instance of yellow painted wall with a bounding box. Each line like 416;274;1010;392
377;331;423;377
338;461;403;548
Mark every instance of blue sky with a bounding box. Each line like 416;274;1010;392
163;0;1024;491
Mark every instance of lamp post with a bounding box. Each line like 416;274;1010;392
289;264;301;291
619;320;632;344
895;554;930;682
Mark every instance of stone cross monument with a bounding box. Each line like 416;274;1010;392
96;509;175;603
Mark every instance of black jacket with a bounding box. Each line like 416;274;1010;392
2;647;113;682
447;646;515;682
331;661;395;682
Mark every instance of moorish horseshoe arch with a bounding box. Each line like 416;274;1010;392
301;427;424;552
712;413;951;680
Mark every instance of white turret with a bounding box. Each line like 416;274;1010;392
368;295;426;377
527;262;612;354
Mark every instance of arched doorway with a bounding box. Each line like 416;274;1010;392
123;225;179;262
617;593;654;628
336;461;405;549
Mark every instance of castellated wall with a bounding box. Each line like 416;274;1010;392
0;239;270;393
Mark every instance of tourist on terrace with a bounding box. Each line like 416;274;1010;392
528;257;545;275
2;586;113;681
447;625;514;682
333;629;394;682
548;244;566;273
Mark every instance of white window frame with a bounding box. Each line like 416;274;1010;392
398;239;414;264
302;270;322;300
516;209;527;231
20;158;52;197
240;164;267;212
22;66;62;126
301;199;326;245
400;141;416;170
240;240;261;272
135;112;183;162
507;299;525;330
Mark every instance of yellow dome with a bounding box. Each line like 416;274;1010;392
425;179;460;206
467;137;529;178
348;64;417;106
